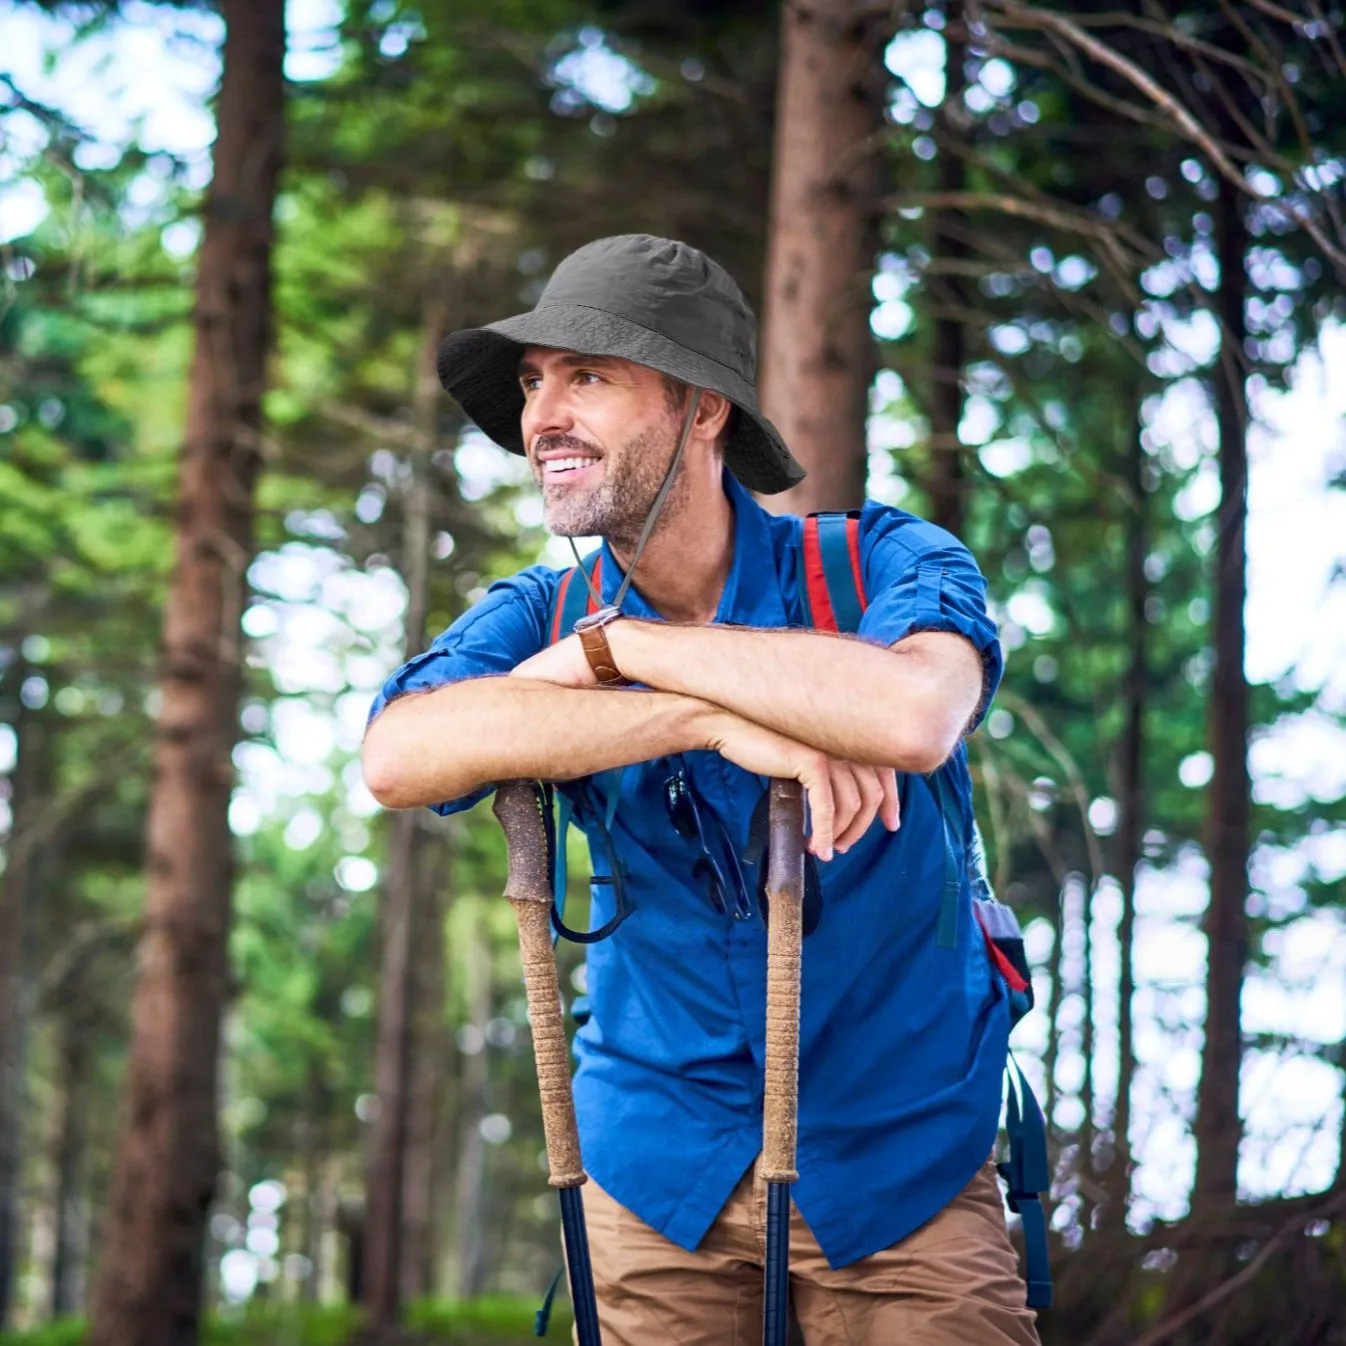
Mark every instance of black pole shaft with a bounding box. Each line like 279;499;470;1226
763;1180;792;1346
560;1185;602;1345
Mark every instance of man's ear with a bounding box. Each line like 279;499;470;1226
694;390;733;441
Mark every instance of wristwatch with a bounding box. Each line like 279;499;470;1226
573;605;630;687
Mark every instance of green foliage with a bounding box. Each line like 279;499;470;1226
407;1295;572;1338
0;1319;87;1346
0;1299;570;1344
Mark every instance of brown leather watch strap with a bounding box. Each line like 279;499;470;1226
576;617;629;686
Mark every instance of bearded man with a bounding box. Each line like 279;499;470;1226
363;235;1040;1346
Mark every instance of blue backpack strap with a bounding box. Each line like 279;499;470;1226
927;768;963;949
551;791;576;934
549;778;635;945
533;1262;565;1336
999;1056;1053;1309
798;511;865;632
814;512;866;631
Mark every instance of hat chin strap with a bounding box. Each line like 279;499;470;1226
569;388;703;613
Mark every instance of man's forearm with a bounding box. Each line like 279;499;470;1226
606;621;981;772
362;677;717;811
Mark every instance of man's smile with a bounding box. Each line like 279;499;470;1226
538;447;604;485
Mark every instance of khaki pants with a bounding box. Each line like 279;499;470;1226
575;1157;1041;1345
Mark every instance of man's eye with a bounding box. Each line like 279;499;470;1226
576;370;601;385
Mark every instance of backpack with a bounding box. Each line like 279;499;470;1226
545;513;1053;1311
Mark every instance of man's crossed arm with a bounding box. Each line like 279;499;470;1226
362;621;983;860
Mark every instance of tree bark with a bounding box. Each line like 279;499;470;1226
759;0;888;515
48;1021;89;1319
0;668;50;1329
928;0;968;535
1104;393;1148;1234
400;301;450;1306
453;911;491;1300
399;847;448;1303
363;805;418;1324
87;5;285;1343
1191;174;1250;1214
364;296;445;1321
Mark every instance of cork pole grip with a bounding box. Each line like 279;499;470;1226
493;782;587;1190
761;778;806;1185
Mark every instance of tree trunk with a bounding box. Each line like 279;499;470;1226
364;296;444;1321
927;0;968;535
1104;395;1148;1234
364;799;417;1320
48;1021;89;1319
400;301;450;1306
87;6;285;1343
1191;175;1250;1215
759;0;888;515
453;911;491;1300
399;845;448;1303
0;653;51;1329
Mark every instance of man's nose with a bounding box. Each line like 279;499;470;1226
521;377;574;447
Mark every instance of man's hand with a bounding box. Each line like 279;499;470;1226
510;634;597;688
829;758;900;852
701;711;899;862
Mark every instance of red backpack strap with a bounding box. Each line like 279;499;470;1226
799;512;866;634
549;552;604;645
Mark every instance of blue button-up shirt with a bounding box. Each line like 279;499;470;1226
371;471;1008;1268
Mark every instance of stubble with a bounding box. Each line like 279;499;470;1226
535;420;689;549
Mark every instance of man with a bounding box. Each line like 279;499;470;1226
364;234;1039;1345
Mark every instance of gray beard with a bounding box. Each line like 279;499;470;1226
535;424;688;550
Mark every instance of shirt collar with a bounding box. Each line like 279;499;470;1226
596;468;783;625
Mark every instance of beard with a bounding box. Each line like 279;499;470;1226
533;421;689;548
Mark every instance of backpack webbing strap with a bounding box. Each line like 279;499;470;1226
533;1263;565;1337
973;904;1030;997
1000;1056;1053;1310
927;769;963;949
551;791;575;932
798;512;864;632
549;778;634;946
551;551;603;644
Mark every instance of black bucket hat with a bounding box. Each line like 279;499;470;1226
435;234;805;495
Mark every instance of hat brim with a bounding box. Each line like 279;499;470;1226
436;303;805;495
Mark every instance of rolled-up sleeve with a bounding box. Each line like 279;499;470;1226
856;504;1003;728
367;564;558;814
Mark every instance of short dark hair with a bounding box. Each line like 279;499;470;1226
659;371;689;417
658;372;738;444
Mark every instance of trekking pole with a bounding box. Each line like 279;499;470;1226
761;778;806;1346
493;780;602;1346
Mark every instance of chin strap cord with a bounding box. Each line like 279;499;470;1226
568;389;703;614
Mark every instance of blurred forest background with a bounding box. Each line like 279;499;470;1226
1;1;1344;1343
